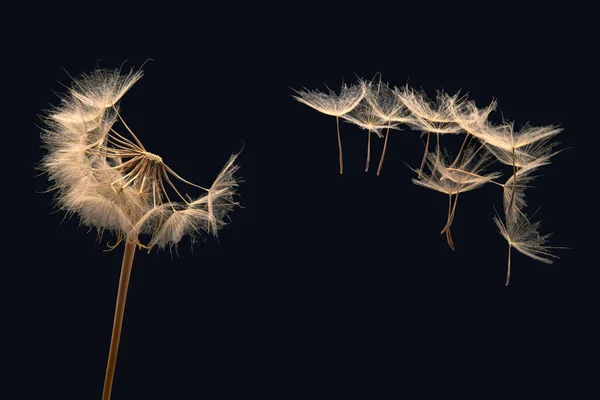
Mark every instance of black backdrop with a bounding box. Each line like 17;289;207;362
28;25;595;399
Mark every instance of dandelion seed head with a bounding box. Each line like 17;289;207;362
41;67;241;251
142;151;163;164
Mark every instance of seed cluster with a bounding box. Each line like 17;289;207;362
294;76;563;284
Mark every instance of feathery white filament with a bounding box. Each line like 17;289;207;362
42;68;240;250
293;75;563;282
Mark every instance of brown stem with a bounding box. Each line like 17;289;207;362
102;240;137;400
506;243;512;286
507;146;518;215
446;229;455;251
419;132;431;173
376;125;391;176
365;131;371;172
441;190;460;234
336;116;343;174
445;194;455;251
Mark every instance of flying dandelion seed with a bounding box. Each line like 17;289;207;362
293;81;366;174
342;83;397;172
472;122;560;216
293;75;563;284
395;86;468;173
494;212;558;285
412;145;501;250
40;67;241;400
362;79;413;175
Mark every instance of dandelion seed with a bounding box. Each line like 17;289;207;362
395;86;467;173
501;166;540;222
477;122;561;216
293;82;366;174
451;98;498;138
396;86;465;134
484;129;561;171
494;212;557;285
293;76;563;285
464;121;562;153
342;85;398;172
362;79;414;175
412;145;500;249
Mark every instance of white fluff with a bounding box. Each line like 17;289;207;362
363;79;413;124
395;86;466;134
293;76;565;283
341;100;393;137
412;145;501;195
494;212;556;264
293;82;366;117
41;68;241;251
502;167;538;223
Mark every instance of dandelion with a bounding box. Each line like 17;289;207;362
412;145;501;250
362;79;414;175
494;212;558;285
292;75;563;285
484;128;561;170
396;86;467;172
342;84;398;172
500;165;542;223
475;122;561;215
40;67;240;400
293;82;366;174
451;98;498;138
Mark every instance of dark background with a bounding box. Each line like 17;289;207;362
27;14;596;399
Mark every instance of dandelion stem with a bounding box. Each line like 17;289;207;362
507;145;518;215
419;132;431;173
102;239;137;400
446;229;455;251
445;194;455;251
441;190;460;234
336;116;343;174
365;131;371;172
506;243;512;286
376;124;391;176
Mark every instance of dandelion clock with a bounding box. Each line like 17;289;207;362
40;67;240;399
